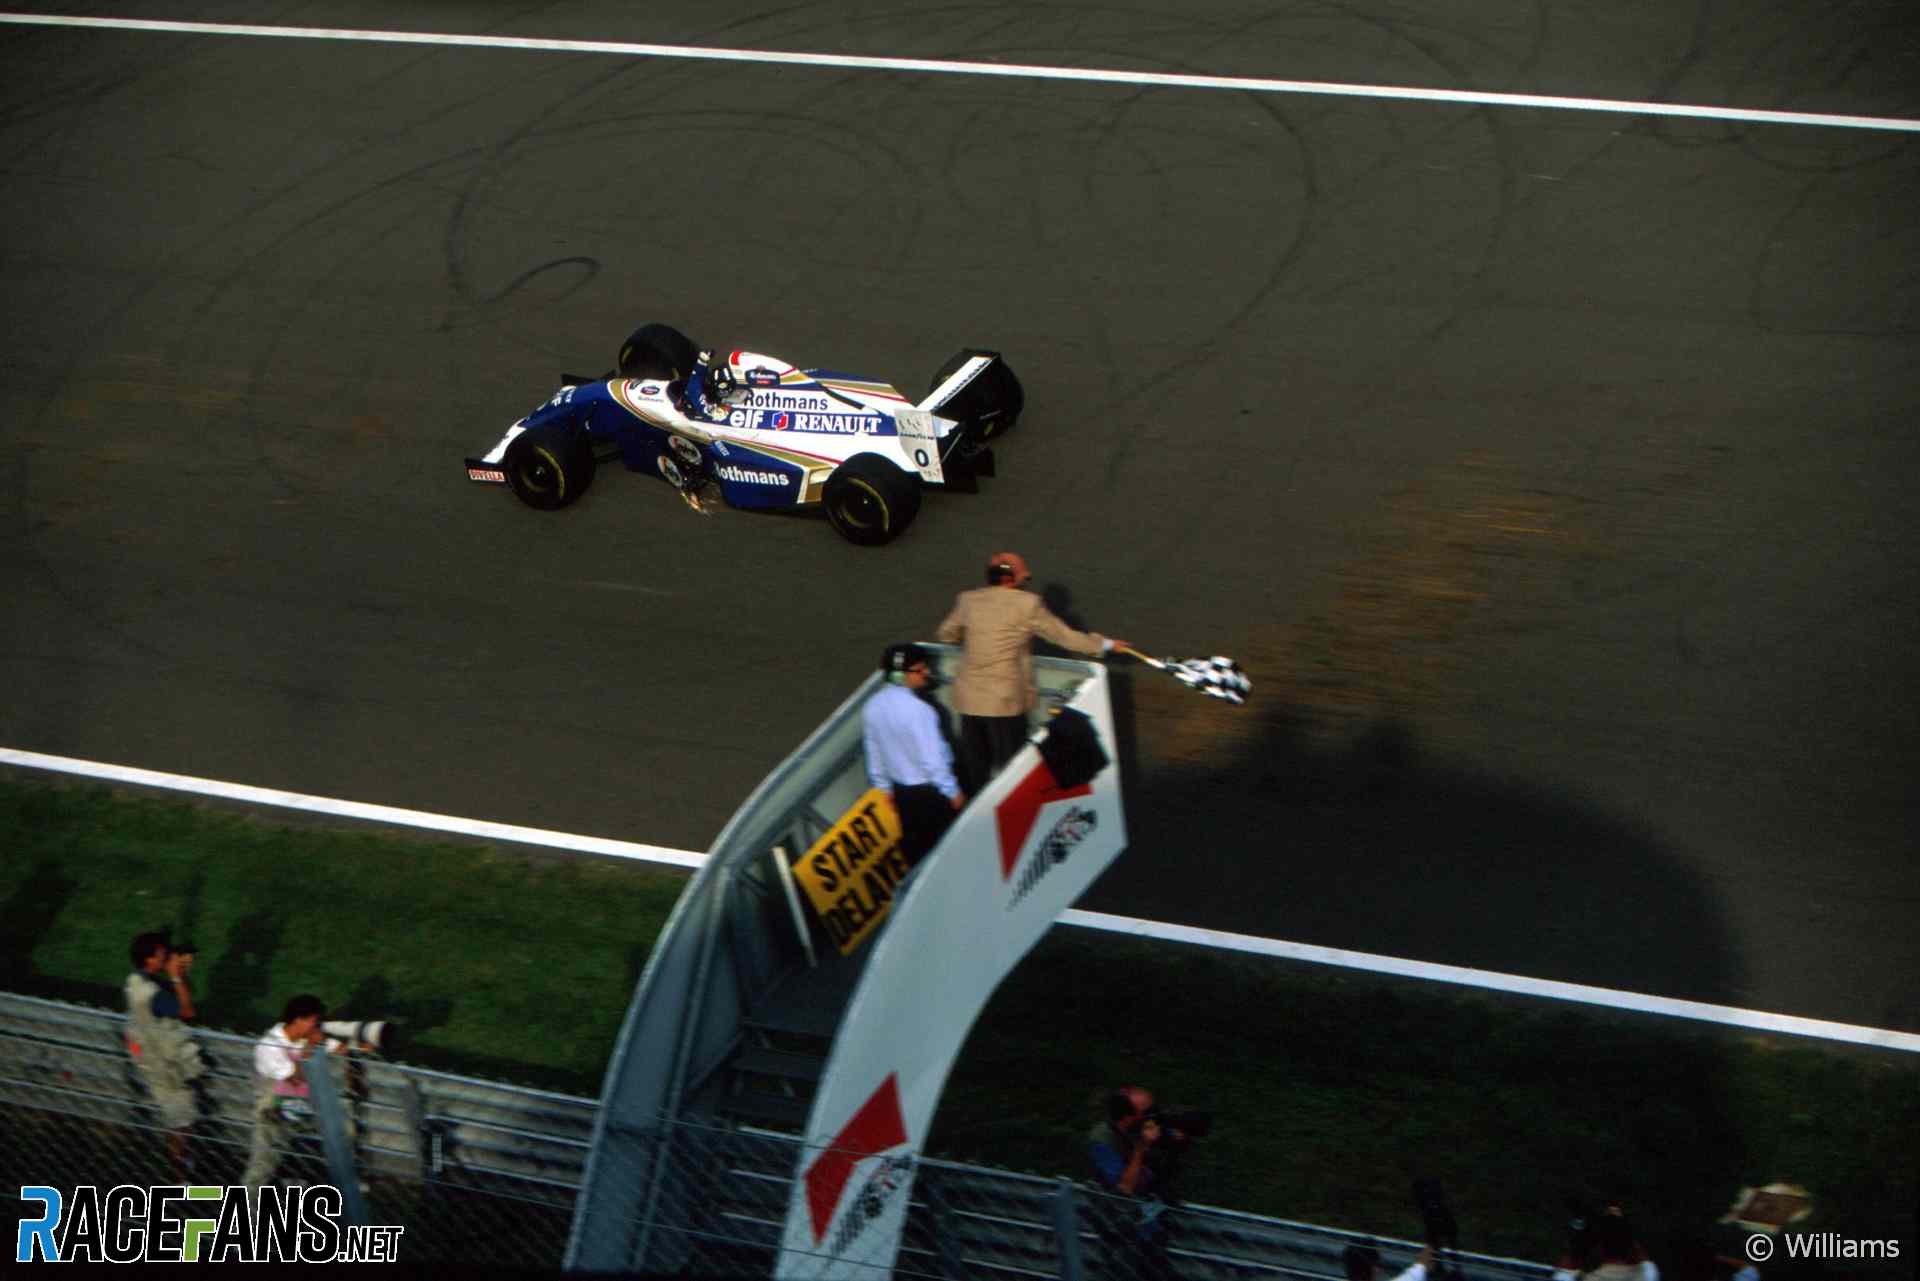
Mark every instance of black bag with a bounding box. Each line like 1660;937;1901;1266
1038;708;1109;788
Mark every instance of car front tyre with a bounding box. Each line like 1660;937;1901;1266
505;423;595;510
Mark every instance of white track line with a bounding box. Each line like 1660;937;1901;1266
6;746;1917;1053
1061;910;1920;1054
5;13;1918;134
0;747;706;870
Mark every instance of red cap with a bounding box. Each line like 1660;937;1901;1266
988;551;1030;584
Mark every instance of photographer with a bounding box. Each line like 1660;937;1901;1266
1090;1086;1162;1196
1088;1087;1211;1279
123;932;205;1178
1089;1086;1210;1200
241;994;355;1190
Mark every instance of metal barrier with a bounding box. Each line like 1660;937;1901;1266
0;991;586;1269
2;993;1555;1279
515;1114;1558;1281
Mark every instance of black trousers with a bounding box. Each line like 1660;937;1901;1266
959;714;1029;792
893;783;957;865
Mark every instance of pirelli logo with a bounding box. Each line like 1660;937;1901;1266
467;466;507;483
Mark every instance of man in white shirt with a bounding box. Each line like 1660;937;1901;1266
862;644;966;864
242;994;349;1189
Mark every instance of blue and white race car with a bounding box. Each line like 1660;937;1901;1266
464;324;1022;544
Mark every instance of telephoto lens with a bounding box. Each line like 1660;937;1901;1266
319;1019;400;1053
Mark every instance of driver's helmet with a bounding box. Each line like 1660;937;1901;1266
688;351;739;417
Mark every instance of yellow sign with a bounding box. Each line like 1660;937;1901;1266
791;789;915;955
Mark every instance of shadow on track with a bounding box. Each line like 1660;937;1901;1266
1086;682;1743;1008
933;678;1821;1259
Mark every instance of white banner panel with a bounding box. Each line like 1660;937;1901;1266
774;670;1125;1278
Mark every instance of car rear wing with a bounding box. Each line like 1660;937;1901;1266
917;349;1023;445
917;351;1001;416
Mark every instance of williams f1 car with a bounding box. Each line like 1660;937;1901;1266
464;324;1022;545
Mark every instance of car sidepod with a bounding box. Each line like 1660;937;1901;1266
707;441;806;509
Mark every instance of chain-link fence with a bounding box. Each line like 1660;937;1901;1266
4;993;1554;1280
583;1117;1117;1279
2;992;583;1269
577;1116;1556;1281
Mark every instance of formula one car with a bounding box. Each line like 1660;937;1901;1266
464;323;1022;545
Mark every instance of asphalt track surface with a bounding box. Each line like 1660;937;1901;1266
3;3;1916;1035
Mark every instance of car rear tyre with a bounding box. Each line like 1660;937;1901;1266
618;324;699;380
505;423;595;510
823;454;921;545
928;349;1024;444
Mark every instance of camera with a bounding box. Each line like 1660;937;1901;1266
321;1019;401;1054
1145;1107;1213;1146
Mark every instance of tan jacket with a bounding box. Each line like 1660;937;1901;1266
936;586;1106;717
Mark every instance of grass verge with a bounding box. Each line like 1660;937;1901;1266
0;777;685;1091
4;776;1914;1270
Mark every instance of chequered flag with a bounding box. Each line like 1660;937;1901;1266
1119;646;1251;706
1162;655;1251;704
